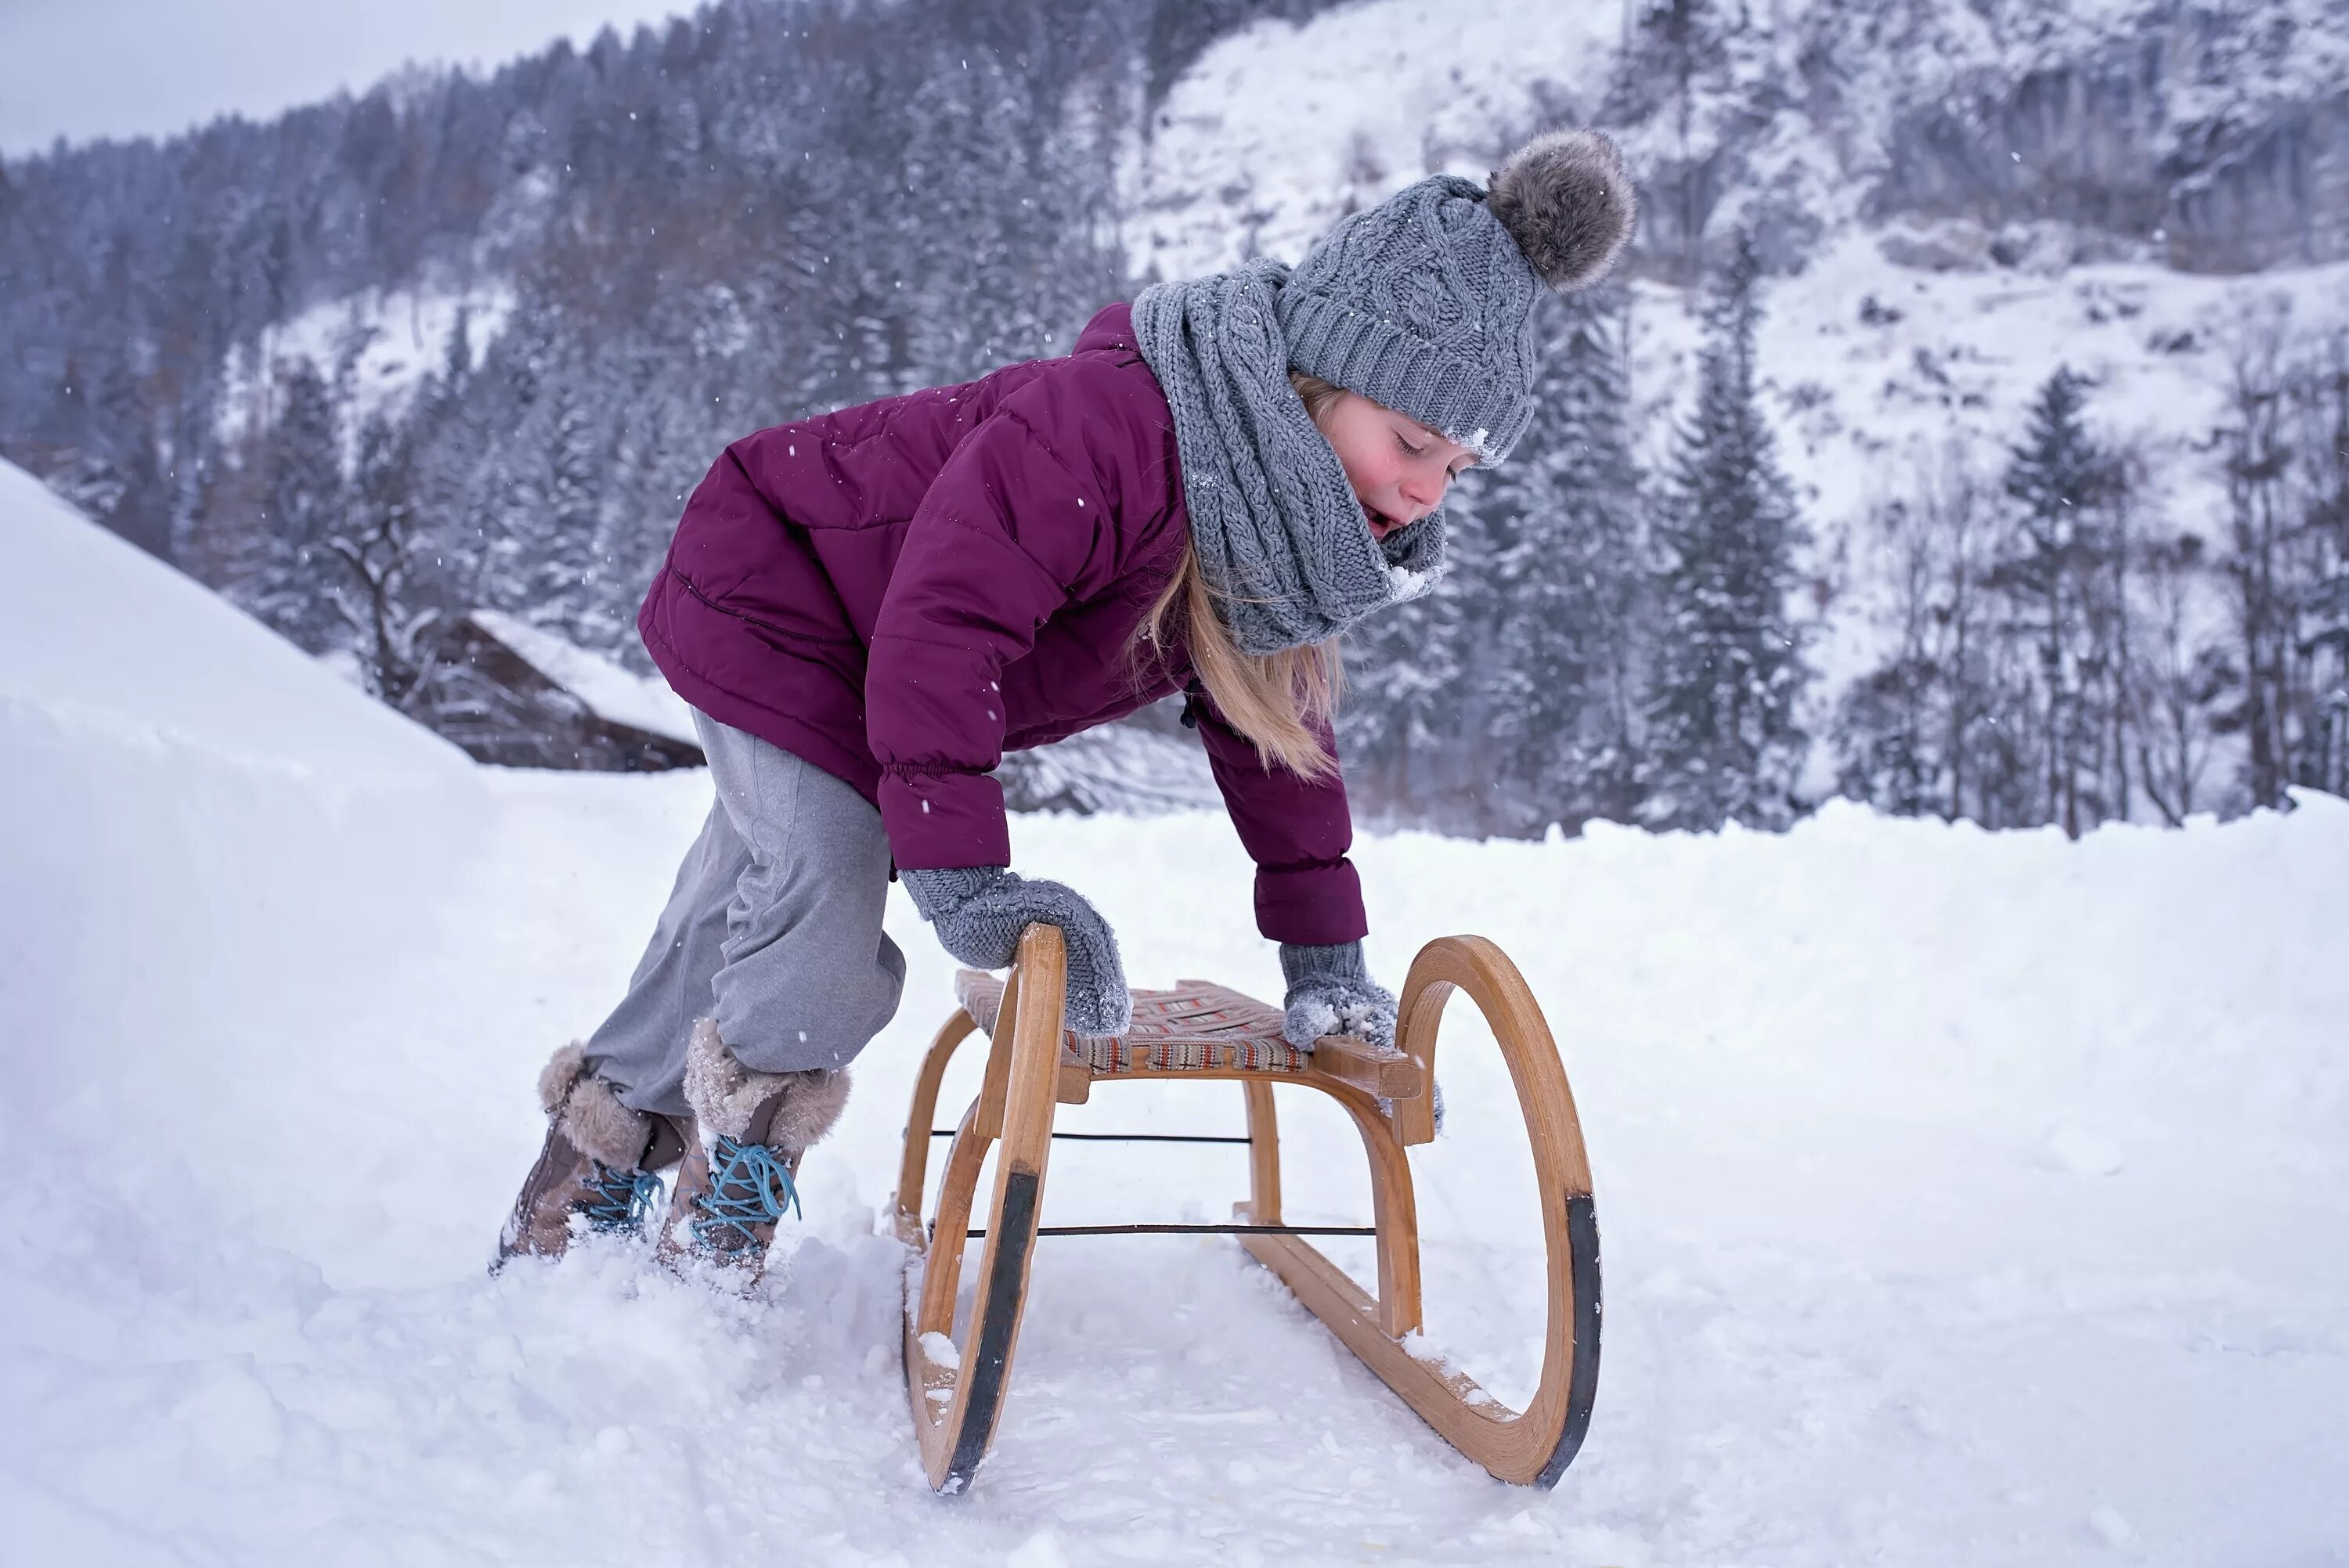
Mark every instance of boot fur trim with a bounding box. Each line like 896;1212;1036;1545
536;1040;590;1114
537;1041;654;1170
684;1018;850;1152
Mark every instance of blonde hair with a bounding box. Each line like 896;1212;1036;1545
1129;370;1349;780
1288;370;1345;422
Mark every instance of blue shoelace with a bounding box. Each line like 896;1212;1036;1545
576;1161;663;1231
691;1135;803;1253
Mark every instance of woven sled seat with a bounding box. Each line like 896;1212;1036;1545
952;971;1317;1076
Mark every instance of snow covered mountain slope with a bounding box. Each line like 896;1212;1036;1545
1126;0;2349;703
215;283;516;449
1124;0;1622;282
4;463;2348;1563
1127;0;2349;283
1636;236;2349;689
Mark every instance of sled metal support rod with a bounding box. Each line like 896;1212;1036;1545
962;1223;1377;1238
929;1130;1253;1144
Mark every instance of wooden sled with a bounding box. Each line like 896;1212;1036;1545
891;926;1600;1495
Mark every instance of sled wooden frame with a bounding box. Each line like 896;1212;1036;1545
891;926;1599;1495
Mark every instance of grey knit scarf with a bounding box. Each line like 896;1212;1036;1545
1131;258;1445;657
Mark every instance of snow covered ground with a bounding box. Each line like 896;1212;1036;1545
5;460;2348;1566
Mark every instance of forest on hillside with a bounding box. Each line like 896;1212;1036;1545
4;0;2344;834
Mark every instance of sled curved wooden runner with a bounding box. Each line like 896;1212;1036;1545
891;926;1600;1495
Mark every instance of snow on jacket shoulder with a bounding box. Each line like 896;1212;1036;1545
638;302;1369;946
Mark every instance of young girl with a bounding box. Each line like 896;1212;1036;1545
499;128;1636;1277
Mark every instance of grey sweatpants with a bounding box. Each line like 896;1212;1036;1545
584;711;907;1120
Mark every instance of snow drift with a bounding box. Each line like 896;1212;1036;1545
0;461;482;1238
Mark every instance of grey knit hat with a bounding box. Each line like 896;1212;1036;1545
1275;128;1637;463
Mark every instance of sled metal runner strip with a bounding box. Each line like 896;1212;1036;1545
961;1223;1377;1238
929;1130;1253;1144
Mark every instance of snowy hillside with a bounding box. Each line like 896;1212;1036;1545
1648;236;2349;690
17;0;2343;834
5;467;2349;1563
215;283;517;449
1127;0;2349;281
1124;1;1624;279
1125;0;2349;695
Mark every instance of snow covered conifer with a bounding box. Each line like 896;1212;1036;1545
1478;284;1645;833
534;381;610;648
1340;510;1482;827
1637;231;1813;831
246;355;348;652
1994;366;2123;838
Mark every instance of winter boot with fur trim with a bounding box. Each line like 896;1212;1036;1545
658;1018;850;1283
496;1044;688;1267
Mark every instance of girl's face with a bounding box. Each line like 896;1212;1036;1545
1310;390;1480;541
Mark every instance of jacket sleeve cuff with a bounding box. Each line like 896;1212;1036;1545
1254;859;1368;945
879;769;1012;870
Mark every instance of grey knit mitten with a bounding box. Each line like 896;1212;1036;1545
1280;942;1443;1132
901;867;1134;1037
1279;941;1398;1051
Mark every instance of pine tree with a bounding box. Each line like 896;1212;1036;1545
88;353;172;560
403;314;493;607
532;380;611;647
1638;232;1812;830
1340;514;1482;828
439;306;474;395
456;301;555;622
241;355;347;650
2286;331;2349;798
1994;366;2123;836
1478;285;1645;833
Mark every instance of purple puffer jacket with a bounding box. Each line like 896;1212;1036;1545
638;302;1367;946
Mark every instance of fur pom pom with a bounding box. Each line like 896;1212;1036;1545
1485;128;1637;294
